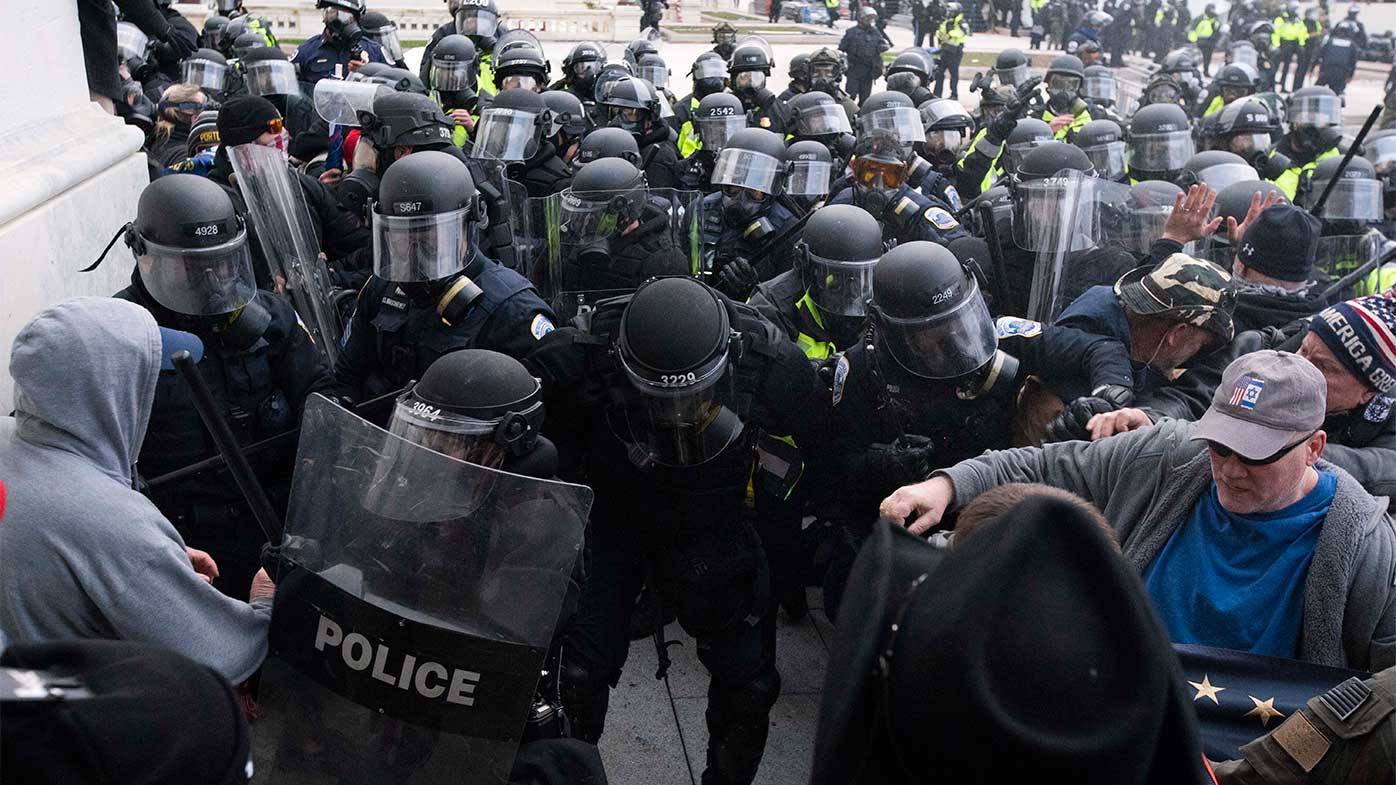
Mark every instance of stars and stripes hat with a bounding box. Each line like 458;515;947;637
1309;292;1396;396
1192;350;1327;461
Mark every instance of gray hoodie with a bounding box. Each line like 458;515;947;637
940;418;1396;671
0;298;270;683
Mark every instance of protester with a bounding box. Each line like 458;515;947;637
0;299;273;684
882;351;1396;671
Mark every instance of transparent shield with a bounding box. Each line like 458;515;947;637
228;143;342;363
1311;179;1383;221
117;22;148;63
253;396;590;785
455;7;500;39
314;79;387;127
694;115;747;152
1083;73;1117;103
711;149;783;195
1196;162;1259;191
372;27;405;64
795;104;852;136
1084;141;1127;181
1364;136;1396;170
1288;95;1342;127
1128;131;1195;173
1098;180;1173;256
182;59;227;91
246;60;301;98
1316;231;1388;299
1228;42;1258;67
470;109;541;162
1019;171;1107;322
861;106;925;145
787;160;833;197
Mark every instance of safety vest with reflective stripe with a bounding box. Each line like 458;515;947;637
1269;145;1338;199
793;291;837;360
478;53;496;95
1272;16;1309;46
678;96;702;158
1042;104;1092;140
1189;15;1217;42
939;14;968;47
1202;95;1224;117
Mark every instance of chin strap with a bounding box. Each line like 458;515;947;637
80;223;134;273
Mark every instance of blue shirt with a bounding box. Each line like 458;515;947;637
1144;471;1337;658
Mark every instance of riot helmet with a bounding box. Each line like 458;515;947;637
563;41;606;93
870;242;998;380
808;47;845;95
1214;63;1259;104
1363;129;1396;212
1044;55;1085;110
694;92;748;153
636;52;670;91
388;350;546;472
127;174;254;317
713;128;786;222
231;31;262;61
1075;119;1127;182
1085;9;1113;28
1004;118;1054;174
1249;21;1274;50
1209;98;1276;158
850;129;912;214
712;21;738;58
993;49;1030;88
493;43;550;92
239;47;298;97
363;91;455;160
181;49;229;92
858;91;925;151
360;11;404;64
975;85;1014;125
918;99;973;169
690;51;729;97
1077;40;1104;67
431;34;478;92
454;0;500;45
729;43;774;96
602;76;664;135
789;91;853;140
1128;103;1194;181
1286;86;1344;155
368;67;428;95
556;157;649;279
470;89;550;162
1011;144;1100;254
1112;180;1183;256
1177;150;1257;191
887;49;935;89
1082;64;1117;105
795;204;883;316
317;0;364;41
202;15;229;50
117;22;149;69
371;150;481;284
615;277;744;468
1301;156;1382;223
785;140;835;202
353;61;392;81
624;38;660;71
541;90;590;146
788;53;812;92
573;127;642;169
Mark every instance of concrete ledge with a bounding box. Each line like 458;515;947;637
0;107;144;229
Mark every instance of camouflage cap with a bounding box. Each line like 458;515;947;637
1114;253;1236;342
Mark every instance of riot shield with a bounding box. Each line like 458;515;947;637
467;154;532;275
254;396;591;785
1098;179;1177;258
228;143;343;363
525;188;703;306
1020;170;1109;322
313;79;387;127
1317;230;1391;299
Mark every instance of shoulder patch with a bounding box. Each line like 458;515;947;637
995;316;1042;339
926;206;959;231
759;116;772;128
944;184;962;211
530;313;555;340
832;353;851;406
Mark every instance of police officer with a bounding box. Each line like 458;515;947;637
1189;3;1221;75
807;47;861;122
601;76;684;189
841;7;891;104
291;0;387;87
787;91;856;168
572;127;642;171
1266;86;1344;200
885;49;936;106
729;43;789;135
636;52;678;109
1295;7;1323;91
550;158;691;294
1199;63;1260;119
1127;103;1194;184
674;52;730;159
541;90;591;170
470;89;571;197
712;21;739;59
1037;54;1093;140
779;53;811;101
831;128;971;248
113;174;339;598
522;276;830;785
1081;64;1125;124
1075;118;1128;182
1316;21;1361;96
554;41;606;108
934;3;970;99
419;0;501;95
1203;98;1278;164
428;34;483;149
784;140;835;212
492;42;550;93
955;78;1044;198
1272;1;1308;91
359;11;405;69
334;151;556;398
915;98;974;208
992;49;1032;89
680;92;747;191
700;128;802;298
239;47;314;140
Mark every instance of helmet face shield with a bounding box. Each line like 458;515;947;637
995;63;1029;87
1083;73;1117;102
733;71;767;91
1226;131;1272;158
852;157;908;191
1012;173;1102;252
637;64;668;89
136;231;256;316
1288;94;1342;127
711;149;782;196
499;73;541;91
1084;141;1128;181
802;253;878;316
692;58;728;81
369;26;404;63
245;60;300;97
432;59;473;91
469;108;542;161
182;59;227;91
786;159;833;197
862;106;925;145
694;115;746;151
454;7;499;38
1196;163;1258;192
1310;179;1382;221
371;206;474;283
614;343;741;468
1046;73;1081;94
878;283;998;379
385;393;537;471
1128;131;1194;173
796;104;853;136
924;128;968;155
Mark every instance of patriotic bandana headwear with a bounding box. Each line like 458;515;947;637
1309;292;1396;396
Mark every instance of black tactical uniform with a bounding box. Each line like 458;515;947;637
730;43;791;136
699;128;803;296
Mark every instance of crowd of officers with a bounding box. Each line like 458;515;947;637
80;0;1396;781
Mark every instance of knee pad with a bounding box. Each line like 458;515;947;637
560;661;614;743
670;522;771;640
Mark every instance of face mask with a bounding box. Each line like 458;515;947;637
611;114;641;133
722;192;766;224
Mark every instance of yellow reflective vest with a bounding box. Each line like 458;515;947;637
678;96;702;158
938;14;967;47
1269;146;1338;199
1272;16;1309;46
1189;15;1217;42
1042;104;1092;140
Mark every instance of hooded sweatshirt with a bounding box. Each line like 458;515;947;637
0;298;271;684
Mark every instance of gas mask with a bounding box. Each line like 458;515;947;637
721;189;768;225
695;77;725;98
1046;74;1080;111
324;8;360;43
610;113;642;134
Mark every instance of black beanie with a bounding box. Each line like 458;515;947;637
216;95;282;148
1235;204;1322;283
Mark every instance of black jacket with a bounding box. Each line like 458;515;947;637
1231;285;1328;334
514;142;573;198
637;124;684;190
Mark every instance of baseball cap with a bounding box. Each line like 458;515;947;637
1191;350;1327;461
1115;253;1236;343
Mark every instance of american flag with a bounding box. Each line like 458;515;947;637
1350;295;1396;371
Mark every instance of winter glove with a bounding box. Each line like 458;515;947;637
158;24;198;61
1042;385;1134;444
716;258;760;301
869;435;937;486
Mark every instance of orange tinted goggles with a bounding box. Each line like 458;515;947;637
852;158;907;189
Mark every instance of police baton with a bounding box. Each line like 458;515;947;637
1309;104;1382;218
171;351;284;544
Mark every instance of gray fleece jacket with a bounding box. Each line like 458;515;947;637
939;418;1396;671
0;298;271;683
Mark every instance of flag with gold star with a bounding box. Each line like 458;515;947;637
1174;644;1370;759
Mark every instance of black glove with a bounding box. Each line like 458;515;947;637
1252;146;1292;179
871;435;937;485
1042;396;1122;443
985;110;1019;146
716;258;759;301
1006;75;1044;115
1090;383;1135;410
157;24;198;61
